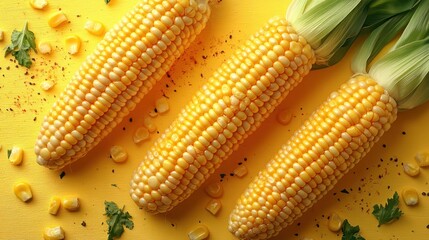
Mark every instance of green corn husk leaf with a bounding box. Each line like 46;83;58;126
364;0;420;30
352;11;413;73
370;38;429;110
286;0;371;69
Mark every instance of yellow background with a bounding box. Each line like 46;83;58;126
1;0;428;239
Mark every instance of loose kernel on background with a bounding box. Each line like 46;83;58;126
205;199;221;215
133;127;150;144
9;146;24;165
155;97;170;114
30;0;48;10
14;182;33;202
143;116;157;132
204;182;223;198
41;80;55;91
48;196;61;215
233;165;248;178
415;151;429;167
84;20;105;36
403;162;420;177
110;145;128;163
43;226;65;240
48;11;68;28
328;212;343;232
62;196;80;211
65;35;81;55
277;108;292;125
401;187;419;206
188;224;209;240
38;42;52;54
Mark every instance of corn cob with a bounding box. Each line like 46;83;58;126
34;0;211;169
129;16;316;213
228;75;398;239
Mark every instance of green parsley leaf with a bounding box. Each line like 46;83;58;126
104;201;134;240
7;149;12;159
4;22;37;68
105;0;111;4
372;192;403;226
341;219;365;240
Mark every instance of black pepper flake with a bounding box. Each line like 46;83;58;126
81;221;87;227
122;127;126;131
220;173;226;178
238;162;242;165
382;144;387;148
426;224;429;229
59;171;66;179
112;169;115;173
402;131;407;135
340;189;349;194
129;117;133;123
171;223;175;227
229;173;234;177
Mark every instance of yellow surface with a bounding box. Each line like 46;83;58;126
1;0;428;239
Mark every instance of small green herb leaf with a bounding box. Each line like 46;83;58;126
341;219;365;240
7;149;12;159
372;192;403;226
4;22;37;68
104;201;134;240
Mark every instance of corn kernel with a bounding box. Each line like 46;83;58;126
403;162;420;177
110;145;128;163
41;80;55;91
43;226;65;240
205;199;221;215
328;212;343;232
30;0;48;10
155;97;169;114
133;127;150;144
62;196;80;211
204;182;223;198
415;151;429;167
14;182;33;202
233;165;248;178
0;30;4;42
48;196;61;215
188;224;209;240
38;41;52;54
48;11;68;28
277;108;292;125
84;20;105;36
65;35;81;55
401;187;419;206
9;146;23;165
143;116;157;132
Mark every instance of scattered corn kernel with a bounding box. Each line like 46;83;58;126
277;108;293;125
155;97;169;114
43;226;65;240
9;146;23;165
233;165;248;178
0;30;4;42
41;80;55;91
402;187;419;206
403;162;420;177
48;196;61;215
65;35;81;55
14;182;33;202
143;116;157;133
205;199;222;215
110;145;128;163
328;212;343;232
133;127;150;144
30;0;48;10
62;196;80;211
84;20;105;36
188;224;209;240
204;182;223;198
415;151;429;167
38;41;52;54
48;11;68;28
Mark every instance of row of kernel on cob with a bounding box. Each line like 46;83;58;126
129;0;374;213
228;1;429;239
34;0;211;169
